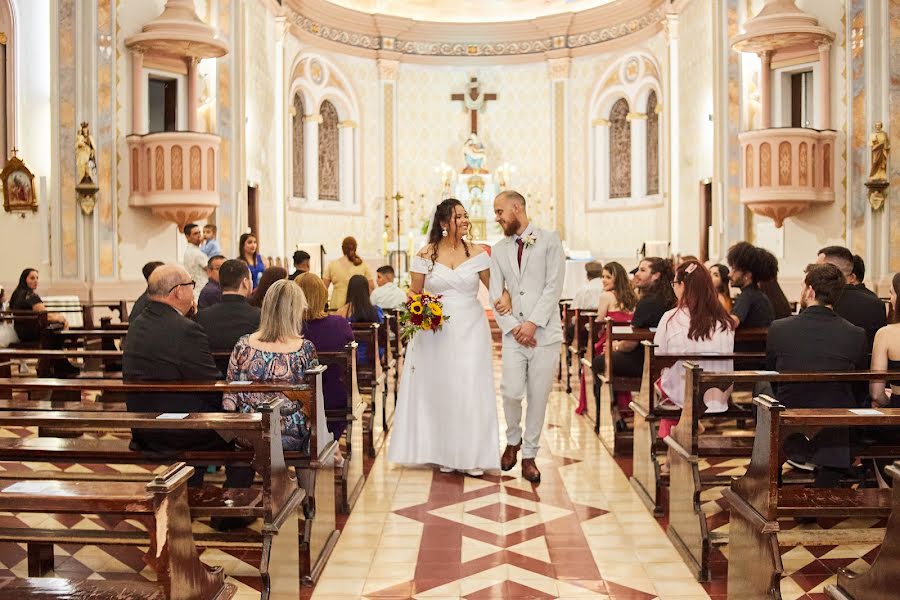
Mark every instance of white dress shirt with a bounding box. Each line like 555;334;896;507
183;243;209;301
370;281;407;310
572;278;605;310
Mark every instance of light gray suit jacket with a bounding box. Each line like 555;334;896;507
489;225;566;347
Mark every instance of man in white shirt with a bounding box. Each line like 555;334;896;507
370;265;407;310
182;223;208;301
572;261;604;310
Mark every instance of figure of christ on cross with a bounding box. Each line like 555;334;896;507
451;76;497;136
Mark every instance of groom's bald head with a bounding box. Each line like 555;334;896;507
496;190;526;209
494;190;529;237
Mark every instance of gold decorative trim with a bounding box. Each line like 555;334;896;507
0;32;7;44
303;113;324;124
654;102;663;114
288;105;297;117
337;120;357;129
626;112;648;121
592;118;610;127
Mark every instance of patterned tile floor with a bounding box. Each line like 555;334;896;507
0;366;887;599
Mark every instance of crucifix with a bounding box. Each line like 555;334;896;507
451;77;497;135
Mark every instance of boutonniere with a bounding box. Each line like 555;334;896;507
522;233;537;248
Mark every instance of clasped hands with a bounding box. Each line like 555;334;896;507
494;290;537;348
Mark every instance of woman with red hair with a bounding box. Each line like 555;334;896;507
653;260;736;439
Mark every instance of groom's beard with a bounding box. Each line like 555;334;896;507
501;217;521;237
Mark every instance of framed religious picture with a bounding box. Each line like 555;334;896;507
1;153;37;213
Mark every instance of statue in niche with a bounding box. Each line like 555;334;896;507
76;122;97;185
462;133;488;174
869;121;889;181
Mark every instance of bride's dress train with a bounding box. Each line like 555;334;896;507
387;252;500;471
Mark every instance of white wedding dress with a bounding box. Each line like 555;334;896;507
388;252;500;471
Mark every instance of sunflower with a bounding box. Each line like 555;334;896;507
421;318;432;330
409;301;423;315
427;302;442;316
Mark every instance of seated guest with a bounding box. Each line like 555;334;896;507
297;272;354;463
591;257;675;421
758;247;793;320
122;265;251;489
131;261;164;322
572;261;605;311
370;265;407;310
654;261;736;438
197;255;225;310
248;266;287;308
195;259;261;375
709;264;733;312
727;242;776;330
850;254;873;292
338;274;384;365
288;250;311;281
9;268;69;341
766;263;867;488
579;261;637;415
223;279;318;453
181;223;208;301
870;272;900;409
818;246;886;350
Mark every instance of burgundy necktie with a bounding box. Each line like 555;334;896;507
516;238;525;268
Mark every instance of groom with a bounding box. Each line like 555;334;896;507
490;190;565;483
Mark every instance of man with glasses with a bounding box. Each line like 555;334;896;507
198;255;225;310
123;264;251;494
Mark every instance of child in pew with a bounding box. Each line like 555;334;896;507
653;260;736;440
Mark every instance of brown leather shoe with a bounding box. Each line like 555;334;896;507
521;458;541;483
500;443;520;471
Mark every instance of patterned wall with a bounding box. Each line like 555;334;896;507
96;0;117;279
848;0;866;255
58;0;78;279
890;0;900;271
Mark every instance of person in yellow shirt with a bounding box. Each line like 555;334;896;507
323;236;373;309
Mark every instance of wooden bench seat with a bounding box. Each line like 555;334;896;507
667;367;900;583
0;576;171;600
0;464;234;600
351;323;387;458
630;342;765;517
0;372;340;588
723;395;900;598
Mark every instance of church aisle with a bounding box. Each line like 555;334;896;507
312;387;711;600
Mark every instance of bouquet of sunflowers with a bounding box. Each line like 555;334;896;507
399;292;448;340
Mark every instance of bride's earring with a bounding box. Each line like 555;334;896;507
441;227;448;237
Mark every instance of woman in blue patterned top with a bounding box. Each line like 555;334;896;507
224;279;318;453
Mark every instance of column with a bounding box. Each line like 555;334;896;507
759;50;771;129
816;42;832;130
274;15;287;257
548;56;570;239
378;58;399;237
627;112;648;200
338;121;357;206
666;13;681;253
592;119;609;203
187;57;199;131
131;50;144;134
304;113;322;202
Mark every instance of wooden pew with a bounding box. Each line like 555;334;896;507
594;319;653;455
350;322;386;458
825;461;900;600
0;463;233;600
316;343;366;514
630;342;763;517
566;309;595;403
576;313;603;422
558;300;573;391
42;300;129;329
0;371;339;585
724;393;900;598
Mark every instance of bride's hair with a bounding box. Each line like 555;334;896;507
427;198;469;270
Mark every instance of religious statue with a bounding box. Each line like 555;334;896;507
865;121;890;211
76;122;97;185
869;121;889;181
462;133;488;174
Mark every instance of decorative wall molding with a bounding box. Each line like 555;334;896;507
283;0;666;64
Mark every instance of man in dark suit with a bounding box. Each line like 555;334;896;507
817;246;886;351
124;264;254;529
195;259;261;375
766;263;868;488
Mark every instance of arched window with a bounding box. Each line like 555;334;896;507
609;98;631;199
646;91;659;196
317;100;339;201
292;94;304;198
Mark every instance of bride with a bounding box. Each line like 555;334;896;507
387;198;500;475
